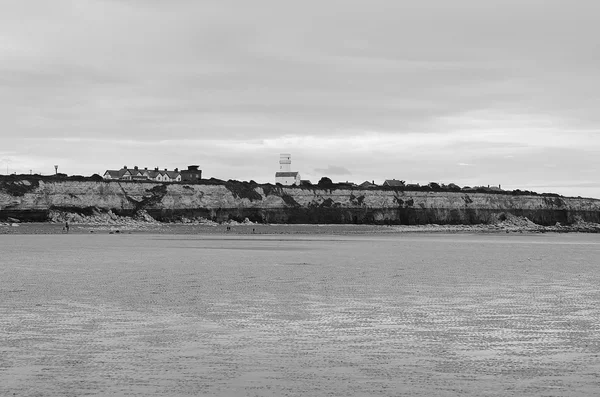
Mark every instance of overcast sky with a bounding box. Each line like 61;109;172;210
2;0;599;197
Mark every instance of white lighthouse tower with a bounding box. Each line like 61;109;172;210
279;153;291;172
275;153;301;186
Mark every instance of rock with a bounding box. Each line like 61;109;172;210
7;217;20;223
134;209;158;223
108;210;118;221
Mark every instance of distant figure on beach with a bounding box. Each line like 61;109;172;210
63;221;70;233
226;226;231;232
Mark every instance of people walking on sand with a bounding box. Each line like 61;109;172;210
64;221;70;233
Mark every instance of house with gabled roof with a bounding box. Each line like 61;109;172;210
359;180;378;189
103;166;181;182
383;179;405;188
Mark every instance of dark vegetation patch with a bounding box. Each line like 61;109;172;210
126;183;168;209
281;194;300;207
224;180;263;201
262;184;283;197
147;183;168;195
350;193;366;205
317;177;333;188
320;198;341;208
0;179;40;196
544;196;565;207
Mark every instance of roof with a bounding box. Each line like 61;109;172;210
104;167;185;180
181;168;201;174
383;179;405;187
104;169;131;178
104;170;121;178
359;181;376;187
276;172;299;177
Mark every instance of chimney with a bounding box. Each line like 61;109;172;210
144;167;147;170
134;166;138;170
174;168;179;172
124;165;127;169
164;168;167;171
154;167;158;171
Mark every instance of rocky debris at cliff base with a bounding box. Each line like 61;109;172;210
133;210;160;224
389;214;600;233
48;209;162;230
167;215;254;226
494;213;543;231
171;216;219;226
549;217;600;233
223;218;255;226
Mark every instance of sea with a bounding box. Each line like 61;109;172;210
1;232;599;396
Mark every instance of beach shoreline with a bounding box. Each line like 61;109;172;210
2;221;599;235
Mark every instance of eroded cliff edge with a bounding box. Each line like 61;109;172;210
1;178;600;225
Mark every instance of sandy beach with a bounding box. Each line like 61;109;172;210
2;232;600;396
2;218;600;236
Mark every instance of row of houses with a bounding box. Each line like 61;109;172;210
273;155;413;188
103;165;202;183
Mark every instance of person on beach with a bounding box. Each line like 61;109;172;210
64;221;70;233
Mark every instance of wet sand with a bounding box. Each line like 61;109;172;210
1;221;589;236
1;233;600;396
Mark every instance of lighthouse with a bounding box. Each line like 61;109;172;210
279;153;291;172
275;153;301;186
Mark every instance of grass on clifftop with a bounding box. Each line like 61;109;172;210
0;174;583;199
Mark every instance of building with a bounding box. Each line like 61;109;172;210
103;166;181;182
275;153;301;186
181;165;202;183
359;181;377;189
383;179;405;187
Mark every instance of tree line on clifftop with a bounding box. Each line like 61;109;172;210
0;173;569;199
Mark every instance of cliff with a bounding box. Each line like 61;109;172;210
1;177;600;225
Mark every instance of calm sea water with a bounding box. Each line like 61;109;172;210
1;233;600;396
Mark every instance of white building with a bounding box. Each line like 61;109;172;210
103;166;181;182
275;153;301;186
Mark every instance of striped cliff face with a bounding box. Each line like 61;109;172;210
1;177;600;225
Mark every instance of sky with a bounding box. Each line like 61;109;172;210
1;0;600;198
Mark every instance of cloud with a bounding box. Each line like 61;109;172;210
1;0;600;197
314;165;352;176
